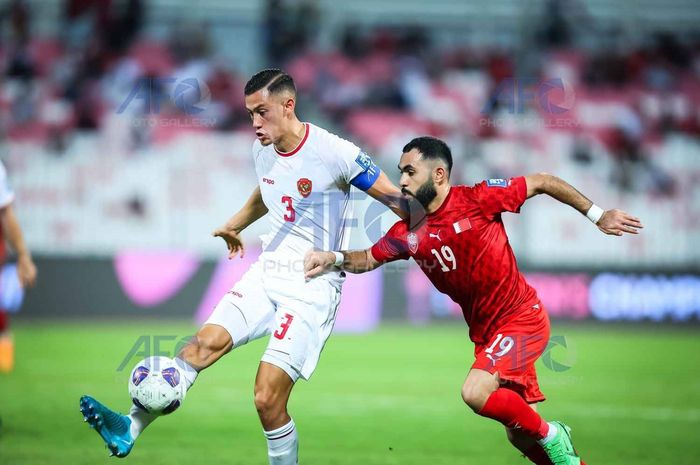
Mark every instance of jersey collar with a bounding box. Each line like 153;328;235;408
427;186;453;217
274;123;309;157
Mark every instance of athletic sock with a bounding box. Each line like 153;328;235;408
478;388;549;440
127;357;198;439
264;419;298;465
127;404;157;439
537;422;557;445
174;357;199;391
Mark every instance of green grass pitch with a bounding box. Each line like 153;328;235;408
1;321;698;464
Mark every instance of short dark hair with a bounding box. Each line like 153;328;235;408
403;136;453;176
244;69;296;96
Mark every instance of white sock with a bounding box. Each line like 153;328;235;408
264;419;298;465
128;404;157;439
537;422;558;445
174;357;199;391
127;358;199;439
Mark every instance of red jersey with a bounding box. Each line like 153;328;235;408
371;177;539;344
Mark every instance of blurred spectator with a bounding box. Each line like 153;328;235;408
1;0;31;45
0;0;697;200
609;106;675;195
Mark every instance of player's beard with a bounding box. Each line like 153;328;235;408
414;178;438;209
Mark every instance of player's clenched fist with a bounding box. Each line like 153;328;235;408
304;250;335;279
212;226;246;259
596;209;644;236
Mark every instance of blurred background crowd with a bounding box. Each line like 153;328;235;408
0;0;698;323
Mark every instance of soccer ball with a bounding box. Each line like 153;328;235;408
128;356;186;415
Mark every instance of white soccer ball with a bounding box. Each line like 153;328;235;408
128;356;186;415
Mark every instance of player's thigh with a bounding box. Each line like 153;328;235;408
205;261;276;348
262;278;341;383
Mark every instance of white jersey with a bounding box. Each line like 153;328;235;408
253;122;369;284
0;161;15;209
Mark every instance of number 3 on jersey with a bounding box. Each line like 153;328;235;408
431;245;457;272
281;196;295;222
274;313;294;339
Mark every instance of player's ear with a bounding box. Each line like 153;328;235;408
282;95;296;115
434;166;447;184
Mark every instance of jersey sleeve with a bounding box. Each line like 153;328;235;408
370;221;410;263
0;162;15;208
473;176;527;220
326;133;380;190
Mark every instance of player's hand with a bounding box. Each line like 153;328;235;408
596;209;644;236
304;250;335;280
212;226;245;259
17;254;37;288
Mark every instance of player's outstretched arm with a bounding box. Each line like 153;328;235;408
364;171;409;220
304;249;381;279
212;186;269;259
525;172;644;236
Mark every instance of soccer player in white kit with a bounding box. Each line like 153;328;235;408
80;69;404;464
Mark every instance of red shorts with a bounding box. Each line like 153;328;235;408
471;303;550;403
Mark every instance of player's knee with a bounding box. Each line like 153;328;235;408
461;384;484;412
253;386;284;417
461;381;495;412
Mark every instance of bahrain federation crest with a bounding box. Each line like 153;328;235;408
407;232;419;254
297;178;312;198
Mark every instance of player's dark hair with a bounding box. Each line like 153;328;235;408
403;136;453;177
244;69;296;96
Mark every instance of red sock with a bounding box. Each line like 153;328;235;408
0;310;7;333
523;444;552;465
478;388;549;439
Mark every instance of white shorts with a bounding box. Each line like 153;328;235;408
204;260;342;382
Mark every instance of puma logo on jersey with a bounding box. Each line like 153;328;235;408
228;290;243;298
429;231;442;241
263;177;275;185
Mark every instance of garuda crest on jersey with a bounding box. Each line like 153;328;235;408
297;178;312;198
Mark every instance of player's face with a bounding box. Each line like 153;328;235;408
398;149;438;208
245;89;292;146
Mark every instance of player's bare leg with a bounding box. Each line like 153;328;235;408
461;368;580;465
461;368;500;412
179;323;234;370
255;361;297;465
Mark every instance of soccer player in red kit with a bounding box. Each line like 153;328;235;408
304;136;643;465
